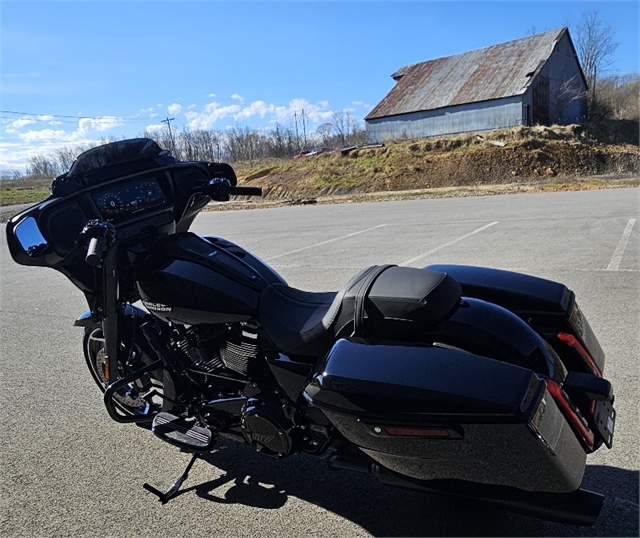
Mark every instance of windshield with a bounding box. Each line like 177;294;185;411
67;139;165;177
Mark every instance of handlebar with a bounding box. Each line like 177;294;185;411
81;220;116;266
201;178;262;201
86;236;106;266
230;186;263;197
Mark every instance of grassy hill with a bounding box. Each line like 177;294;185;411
231;125;639;202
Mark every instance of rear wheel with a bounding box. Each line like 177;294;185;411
83;327;164;418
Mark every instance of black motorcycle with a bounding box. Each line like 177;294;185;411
6;138;616;526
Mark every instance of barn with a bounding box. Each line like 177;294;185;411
365;27;587;143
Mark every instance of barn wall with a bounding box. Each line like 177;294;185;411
365;96;524;143
537;33;588;124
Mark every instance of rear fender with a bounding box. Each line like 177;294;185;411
426;264;605;374
428;297;566;381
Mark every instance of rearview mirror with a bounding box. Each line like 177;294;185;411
14;216;49;257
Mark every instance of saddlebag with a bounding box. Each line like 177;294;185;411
304;338;587;493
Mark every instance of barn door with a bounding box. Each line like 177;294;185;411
533;76;550;125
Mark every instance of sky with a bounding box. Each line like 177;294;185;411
1;0;638;174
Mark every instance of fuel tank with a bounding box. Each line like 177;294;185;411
136;233;285;325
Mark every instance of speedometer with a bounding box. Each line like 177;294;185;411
139;181;163;203
99;193;124;216
92;176;167;220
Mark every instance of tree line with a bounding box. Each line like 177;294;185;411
5;111;366;180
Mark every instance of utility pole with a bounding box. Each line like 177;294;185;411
162;117;176;153
301;109;307;149
293;112;300;152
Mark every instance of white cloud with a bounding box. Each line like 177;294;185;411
185;102;242;130
168;103;183;115
78;116;124;134
37;115;54;122
231;94;244;103
136;107;155;117
11;118;37;129
19;129;77;144
234;100;275;121
145;123;165;134
271;98;333;124
184;97;335;130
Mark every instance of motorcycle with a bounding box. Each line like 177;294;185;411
6;138;616;526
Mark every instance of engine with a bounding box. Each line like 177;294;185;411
175;323;259;379
171;322;331;458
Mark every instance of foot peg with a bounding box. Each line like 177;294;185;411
144;413;215;504
151;412;214;451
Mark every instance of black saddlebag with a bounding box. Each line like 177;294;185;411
304;339;587;493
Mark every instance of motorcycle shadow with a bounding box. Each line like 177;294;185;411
175;440;638;537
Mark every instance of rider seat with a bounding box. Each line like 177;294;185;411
258;265;462;356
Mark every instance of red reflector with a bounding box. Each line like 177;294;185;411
546;380;595;449
557;332;602;377
384;427;458;438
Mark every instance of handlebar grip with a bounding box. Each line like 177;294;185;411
86;236;106;266
229;186;263;197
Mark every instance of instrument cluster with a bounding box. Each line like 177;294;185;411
92;176;167;219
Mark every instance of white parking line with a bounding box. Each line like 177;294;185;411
400;221;499;266
264;224;387;261
607;219;636;271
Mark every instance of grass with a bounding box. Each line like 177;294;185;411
0;177;52;206
0;188;51;205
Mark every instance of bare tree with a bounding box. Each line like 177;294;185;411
55;146;79;173
596;74;640;121
0;169;23;180
574;11;619;101
316;123;333;146
27;155;57;178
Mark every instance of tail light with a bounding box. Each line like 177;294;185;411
546;379;595;450
557;332;602;377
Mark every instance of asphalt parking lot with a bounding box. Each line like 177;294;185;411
1;188;638;537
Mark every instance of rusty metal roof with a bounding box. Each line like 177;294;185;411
366;28;568;120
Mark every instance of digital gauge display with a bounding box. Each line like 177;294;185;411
92;176;167;219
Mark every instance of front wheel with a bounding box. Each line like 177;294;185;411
83;327;164;418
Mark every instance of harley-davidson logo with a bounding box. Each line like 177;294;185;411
143;301;173;312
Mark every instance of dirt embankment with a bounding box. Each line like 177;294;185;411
233;125;639;202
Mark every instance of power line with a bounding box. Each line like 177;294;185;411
0;109;152;122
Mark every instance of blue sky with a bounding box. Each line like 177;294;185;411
1;0;638;173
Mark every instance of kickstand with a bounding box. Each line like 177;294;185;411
143;453;200;504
